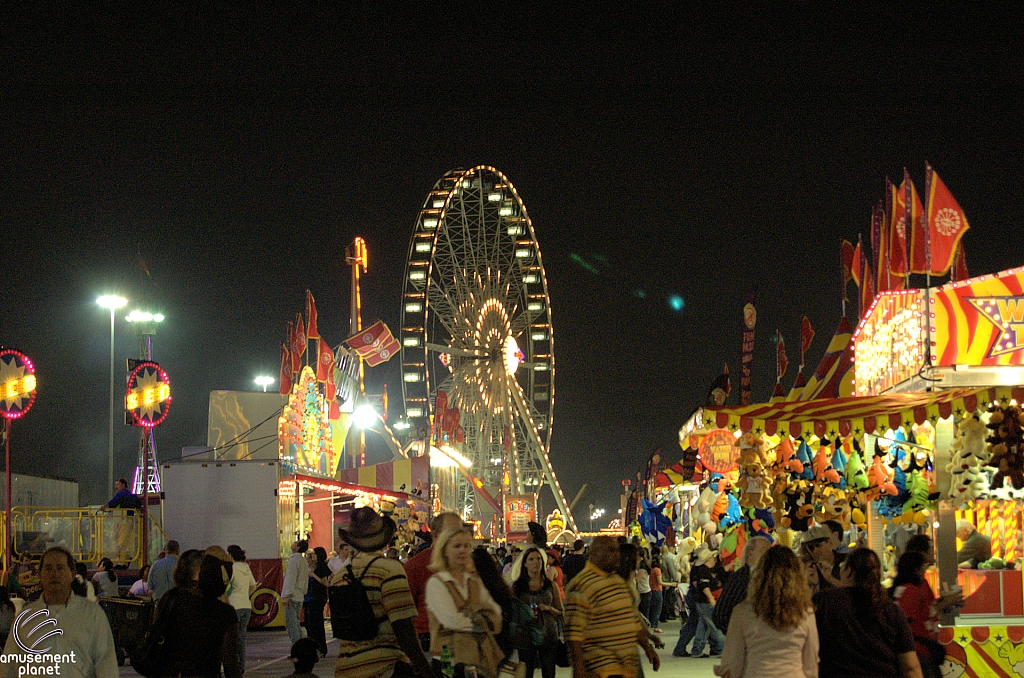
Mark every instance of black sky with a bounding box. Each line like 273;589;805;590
2;5;1023;513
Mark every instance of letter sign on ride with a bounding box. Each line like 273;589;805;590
0;349;37;420
126;361;171;427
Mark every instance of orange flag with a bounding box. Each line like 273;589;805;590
305;291;320;340
294;313;307;358
906;171;928;274
887;177;908;278
316;338;334;382
851;240;862;287
859;247;875;318
800;316;815;367
952;241;970;282
925;163;971;276
873;202;890;292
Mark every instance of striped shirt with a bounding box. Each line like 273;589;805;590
564;561;642;678
331;551;418;678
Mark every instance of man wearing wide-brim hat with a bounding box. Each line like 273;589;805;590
804;524;842;589
672;545;725;658
330;507;435;678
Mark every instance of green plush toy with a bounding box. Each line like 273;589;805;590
979;557;1008;570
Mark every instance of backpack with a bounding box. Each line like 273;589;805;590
328;556;381;641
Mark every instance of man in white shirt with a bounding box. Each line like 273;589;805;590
1;546;118;677
328;540;353;574
280;539;310;644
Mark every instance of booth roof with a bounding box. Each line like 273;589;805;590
704;385;1024;438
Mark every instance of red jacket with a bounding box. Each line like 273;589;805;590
404;546;433;634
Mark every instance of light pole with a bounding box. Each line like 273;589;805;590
589;503;595;532
254;376;275;392
97;295;127;495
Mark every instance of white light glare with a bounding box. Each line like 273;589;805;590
96;295;128;309
353;404;378;429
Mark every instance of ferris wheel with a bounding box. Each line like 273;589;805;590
400;166;576;532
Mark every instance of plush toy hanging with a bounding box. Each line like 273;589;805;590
945;411;989;505
986;403;1024;490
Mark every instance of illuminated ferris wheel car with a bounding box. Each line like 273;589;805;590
400;166;574;532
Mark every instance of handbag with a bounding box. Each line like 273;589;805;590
555;638;571;668
129;594;174;677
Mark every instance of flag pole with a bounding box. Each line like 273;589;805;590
924;163;933;383
841;241;847;318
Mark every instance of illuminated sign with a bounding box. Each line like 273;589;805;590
852;290;926;395
504;494;537;541
698;429;739;474
929;268;1024;367
0;350;37;420
126;361;171;427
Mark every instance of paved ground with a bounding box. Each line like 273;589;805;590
116;617;719;677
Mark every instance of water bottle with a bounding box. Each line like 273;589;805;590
440;645;455;678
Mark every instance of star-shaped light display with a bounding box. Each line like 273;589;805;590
0;350;37;419
126;363;171;427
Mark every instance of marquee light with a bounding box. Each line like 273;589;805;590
0;349;37;420
126;361;172;427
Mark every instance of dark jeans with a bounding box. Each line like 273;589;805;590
673;600;723;657
638;591;651;625
647;590;663;628
661;587;678;620
519;644;557;678
304;600;328;654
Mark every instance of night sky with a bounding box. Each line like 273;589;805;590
2;6;1023;515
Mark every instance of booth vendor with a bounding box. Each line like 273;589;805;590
956;519;992;569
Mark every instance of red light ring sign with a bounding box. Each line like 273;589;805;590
0;349;37;420
126;361;171;428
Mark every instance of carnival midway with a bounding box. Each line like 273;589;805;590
0;162;1020;678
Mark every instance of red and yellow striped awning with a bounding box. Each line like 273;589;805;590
706;386;1024;438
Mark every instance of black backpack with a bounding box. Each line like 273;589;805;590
328;556;381;641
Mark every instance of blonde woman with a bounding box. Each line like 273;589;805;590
716;545;819;678
425;527;504;678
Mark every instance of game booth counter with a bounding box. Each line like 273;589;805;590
162;367;430;629
676;267;1024;677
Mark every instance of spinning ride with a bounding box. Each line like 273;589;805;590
400;166;576;532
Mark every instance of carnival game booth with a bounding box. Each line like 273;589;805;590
687;267;1024;675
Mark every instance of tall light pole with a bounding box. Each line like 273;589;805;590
254;376;275;392
97;295;127;495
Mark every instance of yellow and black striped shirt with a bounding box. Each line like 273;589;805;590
331;551;418;678
564;561;642;678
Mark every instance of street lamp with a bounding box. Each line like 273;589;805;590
353;404;378;429
589;503;595;532
96;295;127;495
254;376;275;392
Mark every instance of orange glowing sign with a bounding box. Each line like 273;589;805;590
698;429;739;474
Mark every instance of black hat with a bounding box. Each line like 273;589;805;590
340;507;397;553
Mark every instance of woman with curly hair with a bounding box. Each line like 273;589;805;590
813;547;923;678
716;545;818;678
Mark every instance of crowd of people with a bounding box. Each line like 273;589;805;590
0;504;973;678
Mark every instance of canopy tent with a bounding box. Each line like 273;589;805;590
705;385;1024;438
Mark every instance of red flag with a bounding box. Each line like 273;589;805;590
851;240;862;287
316;338;334;382
907;173;928;274
329;399;341;420
859;248;875;318
365;337;400;367
800;316;815;366
347;320;394;357
776;330;788;382
288;321;301;373
873;201;890;292
279;343;293;395
952;241;970;281
887;177;908;278
305;290;320;340
841;240;855;300
326;377;336;402
294;313;307;357
925;163;971;275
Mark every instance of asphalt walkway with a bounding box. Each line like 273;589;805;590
116;617;719;678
